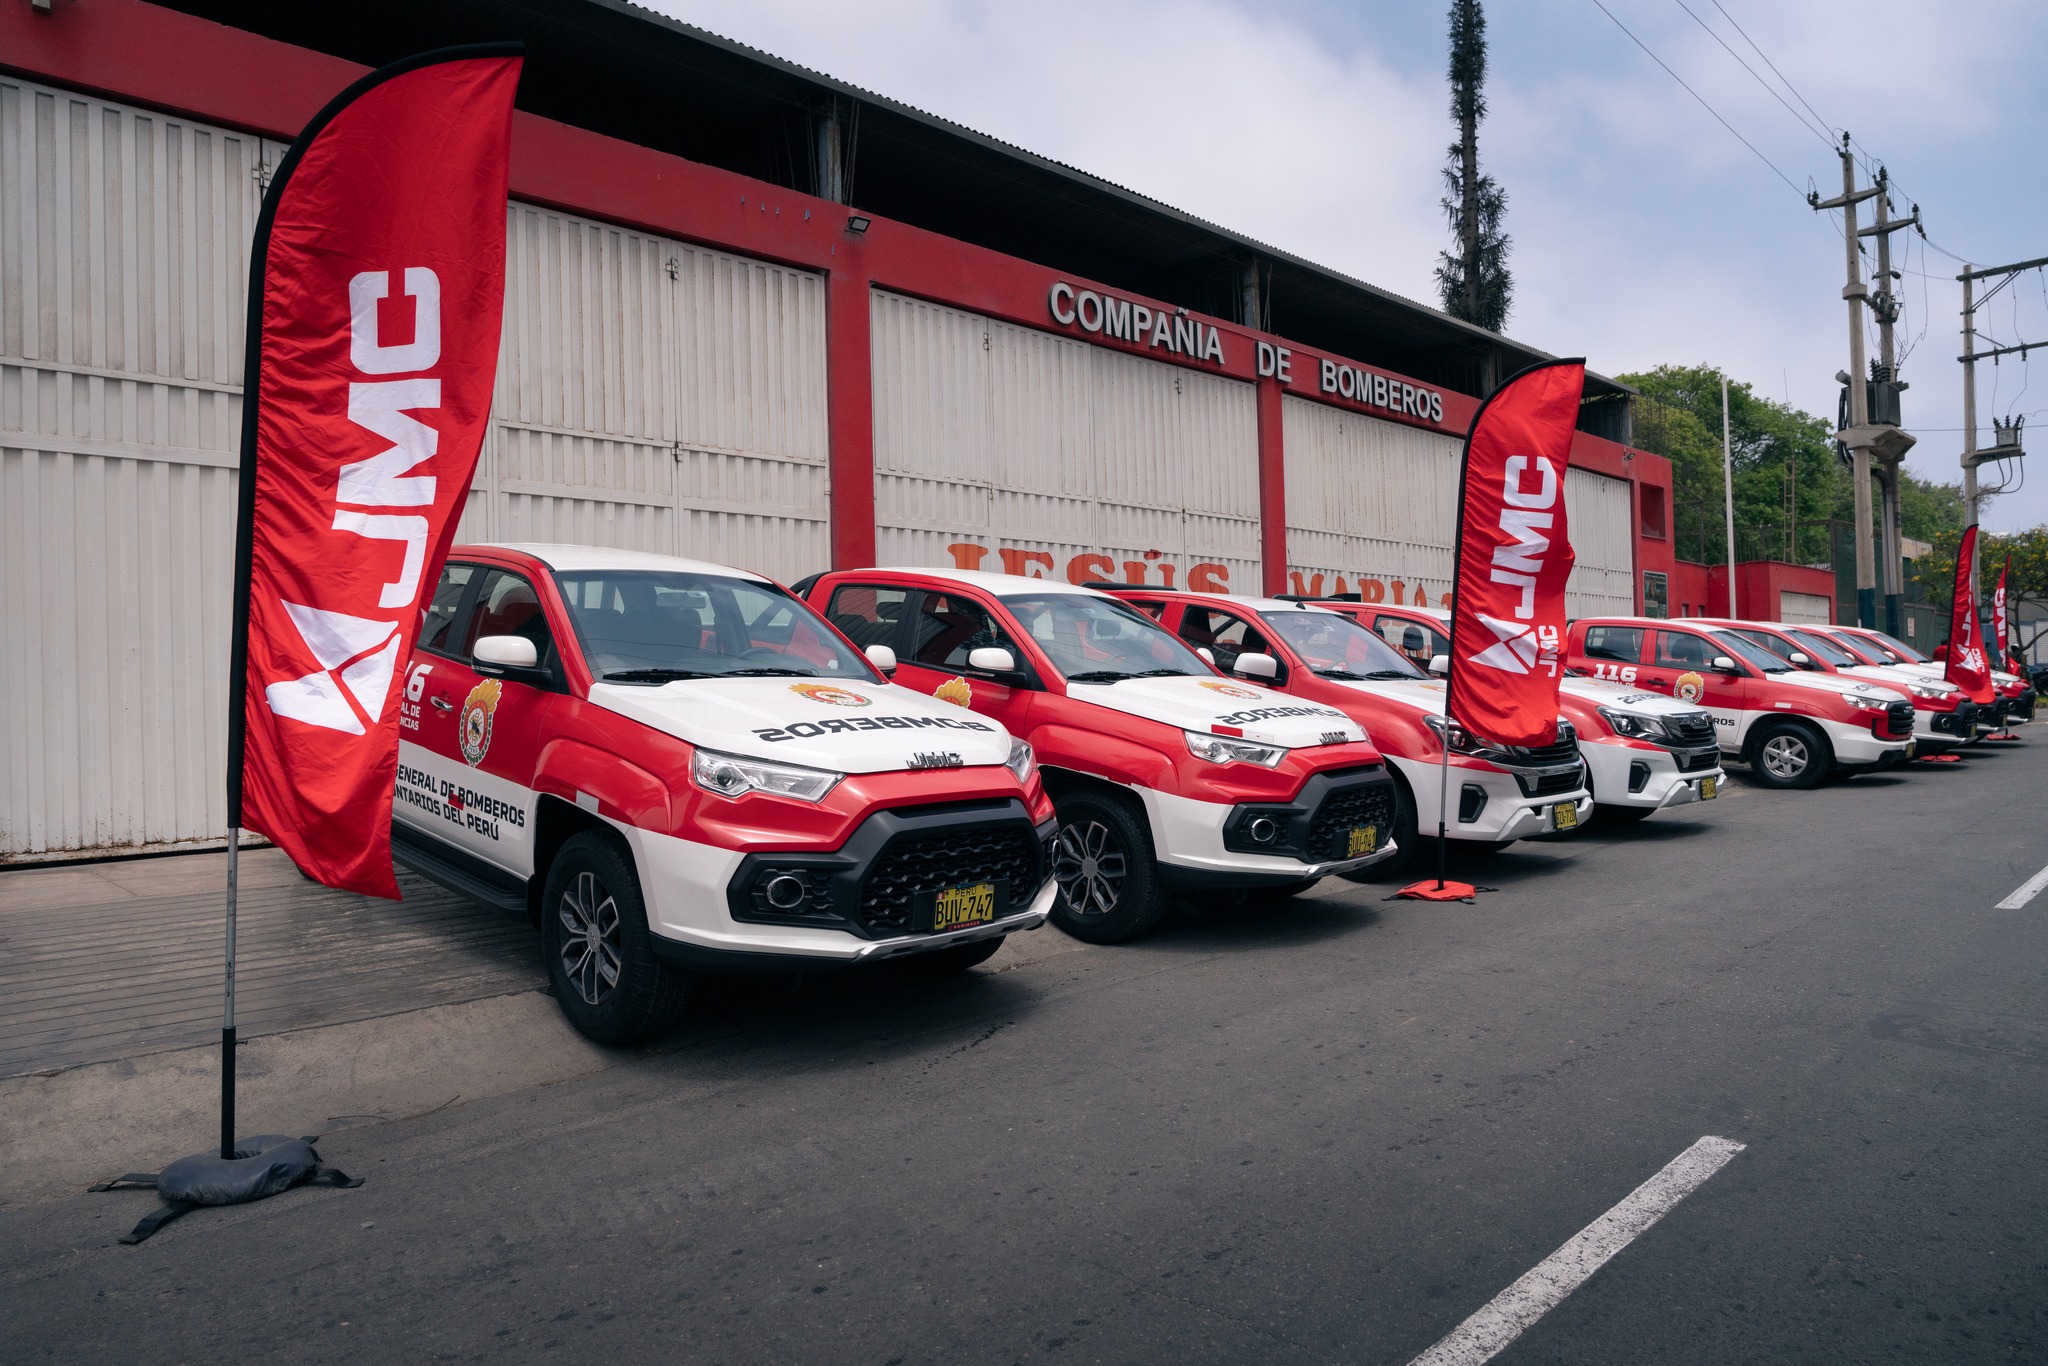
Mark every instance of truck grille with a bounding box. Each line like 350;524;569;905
857;825;1039;934
1516;765;1586;798
1666;713;1716;745
2013;692;2037;722
1673;746;1720;773
1885;700;1914;738
1506;719;1580;768
1306;782;1397;861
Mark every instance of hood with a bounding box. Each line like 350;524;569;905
1560;676;1708;717
1320;674;1452;718
1770;670;1906;703
588;677;1013;773
1065;675;1365;747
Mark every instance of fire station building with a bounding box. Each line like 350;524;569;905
0;0;1674;858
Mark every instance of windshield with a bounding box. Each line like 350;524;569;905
1786;629;1859;667
1707;630;1793;674
555;570;873;683
998;592;1210;682
1864;629;1930;663
1259;609;1426;680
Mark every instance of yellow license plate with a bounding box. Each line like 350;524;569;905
932;882;997;932
1552;802;1580;831
1699;775;1718;800
1347;825;1379;857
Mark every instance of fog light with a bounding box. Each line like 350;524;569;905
1627;760;1650;794
1248;816;1279;844
1458;784;1487;824
763;874;808;910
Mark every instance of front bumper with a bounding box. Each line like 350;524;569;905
1820;717;1913;765
623;800;1057;969
1143;767;1402;887
1582;738;1724;810
1389;754;1591;845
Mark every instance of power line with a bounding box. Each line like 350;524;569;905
1673;0;1837;151
1588;0;1811;201
1708;1;1840;144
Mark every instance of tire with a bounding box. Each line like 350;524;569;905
1342;769;1420;882
1049;791;1169;944
916;935;1006;973
1747;720;1830;790
540;830;688;1044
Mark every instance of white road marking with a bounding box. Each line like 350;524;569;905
1996;862;2048;910
1408;1135;1746;1366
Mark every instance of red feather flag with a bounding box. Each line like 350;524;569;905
1993;554;2011;662
230;49;522;897
1943;524;1995;705
1444;358;1586;748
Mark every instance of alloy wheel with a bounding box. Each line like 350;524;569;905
557;870;623;1006
1053;819;1127;918
1760;733;1810;781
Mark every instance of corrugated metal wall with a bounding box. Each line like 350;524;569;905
0;76;280;858
1281;395;1637;616
470;203;829;576
0;76;828;858
870;291;1262;591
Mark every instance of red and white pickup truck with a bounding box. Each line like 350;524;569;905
1566;616;1913;787
1098;588;1592;870
1333;601;1724;824
798;569;1399;942
1831;625;2034;734
392;544;1058;1043
1693;618;1977;754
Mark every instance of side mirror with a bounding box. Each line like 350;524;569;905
1234;651;1279;680
474;634;538;670
1710;655;1738;673
1428;653;1450;676
864;644;897;676
1788;651;1812;667
967;646;1016;674
1195;646;1216;666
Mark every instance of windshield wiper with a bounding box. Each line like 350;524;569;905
1066;668;1187;683
1365;669;1421;680
720;667;813;677
1314;667;1366;680
602;668;713;683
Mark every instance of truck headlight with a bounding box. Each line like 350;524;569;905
1842;692;1885;711
1005;737;1036;784
1185;729;1287;768
1596;706;1669;740
1908;683;1956;702
692;748;841;802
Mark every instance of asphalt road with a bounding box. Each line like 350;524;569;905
4;741;2045;1364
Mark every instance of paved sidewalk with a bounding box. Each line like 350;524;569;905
0;846;541;1078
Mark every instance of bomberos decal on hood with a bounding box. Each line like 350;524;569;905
1066;675;1364;747
586;677;1012;774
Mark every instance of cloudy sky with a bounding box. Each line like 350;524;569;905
653;0;2048;532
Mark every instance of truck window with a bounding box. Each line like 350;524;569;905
1583;625;1644;663
416;562;477;656
1652;630;1713;669
556;570;869;681
1371;613;1447;666
825;585;909;651
999;593;1208;682
1785;629;1859;667
462;569;555;664
909;593;1021;670
1177;609;1275;673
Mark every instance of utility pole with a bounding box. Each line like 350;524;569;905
1722;373;1738;615
1865;170;1919;636
1810;136;1915;629
1957;254;2046;527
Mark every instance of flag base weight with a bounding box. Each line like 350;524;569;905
91;1134;361;1244
1917;753;1964;764
1390;879;1492;903
1986;733;2023;743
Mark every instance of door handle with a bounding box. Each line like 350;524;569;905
430;696;455;712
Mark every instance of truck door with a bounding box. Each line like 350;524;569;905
1643;628;1754;750
401;565;556;875
895;588;1038;734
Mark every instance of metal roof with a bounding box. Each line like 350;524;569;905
158;0;1634;420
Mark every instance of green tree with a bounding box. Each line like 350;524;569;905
1433;0;1511;333
1909;525;2048;654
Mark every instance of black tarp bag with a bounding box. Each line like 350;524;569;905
92;1134;362;1243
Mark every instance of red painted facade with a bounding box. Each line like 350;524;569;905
2;0;1674;607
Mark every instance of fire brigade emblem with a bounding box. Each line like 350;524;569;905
1199;680;1263;700
1674;671;1706;704
459;677;502;767
790;682;870;708
935;676;974;708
